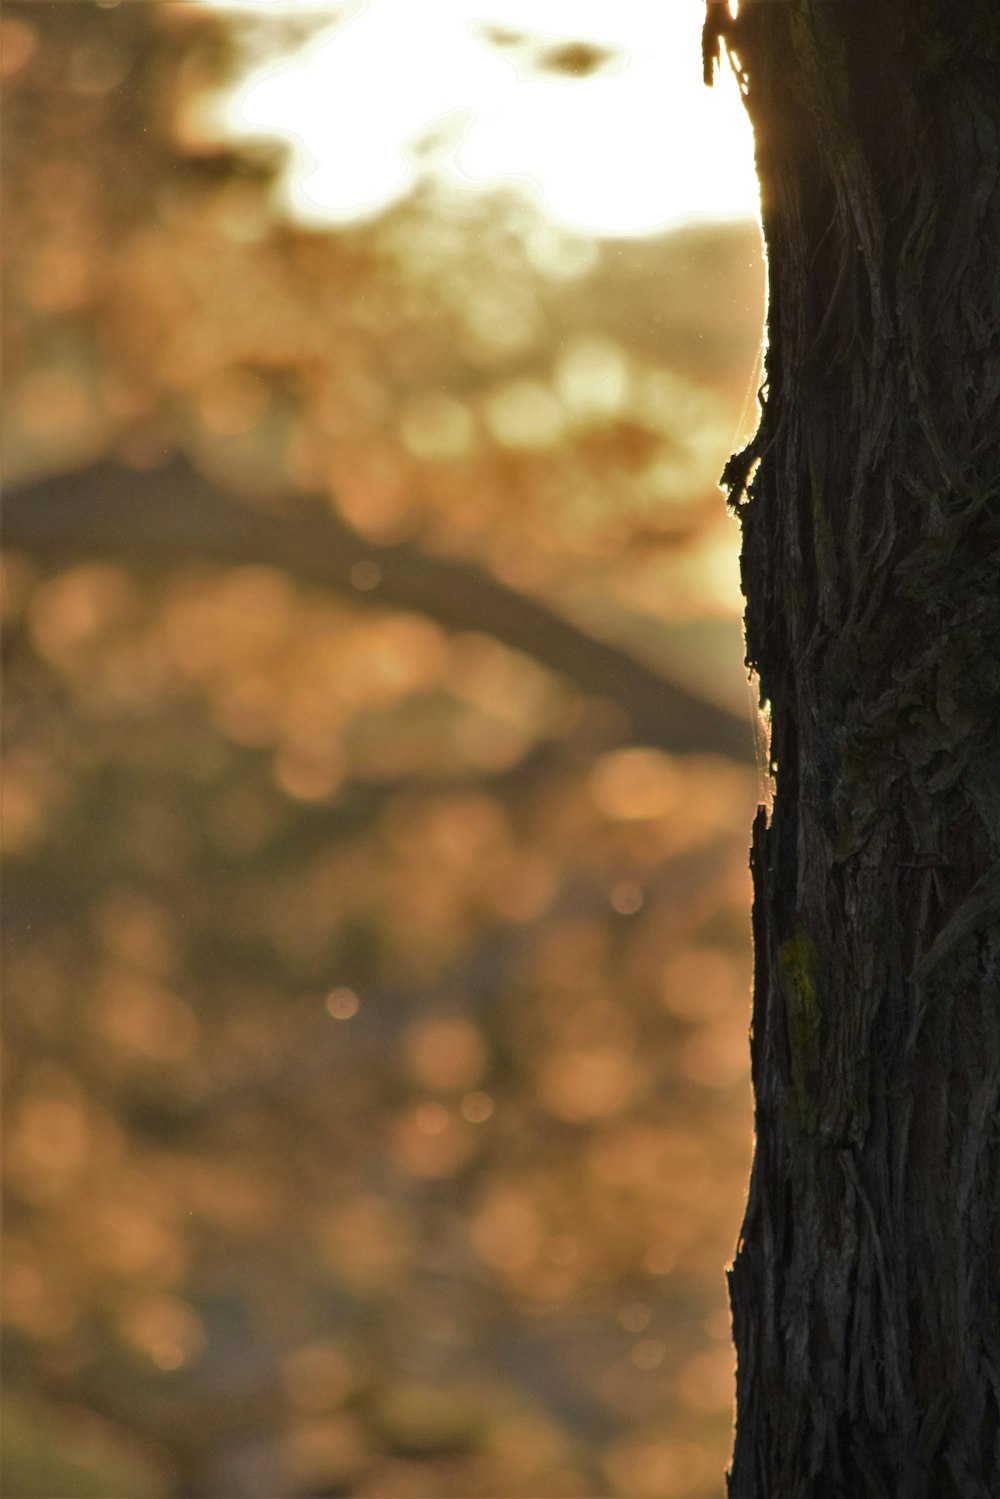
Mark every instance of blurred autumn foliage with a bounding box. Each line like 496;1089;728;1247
2;5;765;1497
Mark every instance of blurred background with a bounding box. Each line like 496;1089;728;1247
1;3;765;1495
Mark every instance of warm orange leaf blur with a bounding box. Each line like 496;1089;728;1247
2;5;764;1497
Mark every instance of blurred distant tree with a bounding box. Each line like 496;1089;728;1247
4;457;752;764
2;2;761;761
713;4;1000;1495
2;6;766;1496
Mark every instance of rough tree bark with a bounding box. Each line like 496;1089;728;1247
707;2;1000;1495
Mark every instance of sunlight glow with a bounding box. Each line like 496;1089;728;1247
212;0;758;236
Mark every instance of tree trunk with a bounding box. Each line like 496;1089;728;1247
716;3;1000;1494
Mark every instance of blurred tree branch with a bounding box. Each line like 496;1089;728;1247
3;455;753;764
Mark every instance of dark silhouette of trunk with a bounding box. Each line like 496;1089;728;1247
711;4;1000;1495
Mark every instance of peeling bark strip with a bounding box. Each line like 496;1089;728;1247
713;3;1000;1496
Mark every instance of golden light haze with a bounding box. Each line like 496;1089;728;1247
208;0;758;235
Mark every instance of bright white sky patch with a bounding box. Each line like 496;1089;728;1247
212;0;758;236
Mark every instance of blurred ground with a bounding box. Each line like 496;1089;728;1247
2;6;764;1496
